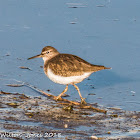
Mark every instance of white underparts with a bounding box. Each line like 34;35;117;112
46;68;92;85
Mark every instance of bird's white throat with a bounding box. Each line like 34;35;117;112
42;57;49;63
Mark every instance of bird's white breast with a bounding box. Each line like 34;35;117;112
46;68;92;85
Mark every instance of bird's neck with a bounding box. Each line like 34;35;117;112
42;57;49;63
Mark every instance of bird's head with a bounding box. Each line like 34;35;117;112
28;46;59;62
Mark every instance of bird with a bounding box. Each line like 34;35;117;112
28;46;111;104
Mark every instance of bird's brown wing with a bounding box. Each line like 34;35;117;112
47;54;94;77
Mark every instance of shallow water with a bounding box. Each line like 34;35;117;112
0;0;140;111
0;0;140;139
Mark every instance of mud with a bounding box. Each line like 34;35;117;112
0;90;139;140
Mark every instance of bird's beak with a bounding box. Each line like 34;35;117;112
27;54;42;60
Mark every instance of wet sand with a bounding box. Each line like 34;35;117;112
0;90;139;139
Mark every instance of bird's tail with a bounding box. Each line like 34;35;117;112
91;65;112;72
104;66;112;70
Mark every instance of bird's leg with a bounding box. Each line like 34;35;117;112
73;84;87;104
56;84;68;101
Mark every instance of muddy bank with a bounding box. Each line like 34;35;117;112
0;90;140;140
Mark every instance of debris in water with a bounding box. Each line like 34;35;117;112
90;135;98;139
6;84;23;87
61;93;70;97
96;5;105;7
66;3;87;8
63;105;73;112
0;90;12;94
19;66;31;70
64;124;68;128
88;93;96;95
25;112;34;118
69;21;77;24
7;102;19;108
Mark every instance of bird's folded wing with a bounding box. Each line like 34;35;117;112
48;54;93;77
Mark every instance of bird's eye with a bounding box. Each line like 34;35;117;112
46;51;49;54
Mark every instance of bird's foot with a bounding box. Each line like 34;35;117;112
81;98;87;105
54;96;62;101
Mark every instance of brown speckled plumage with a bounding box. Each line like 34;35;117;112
44;53;109;77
